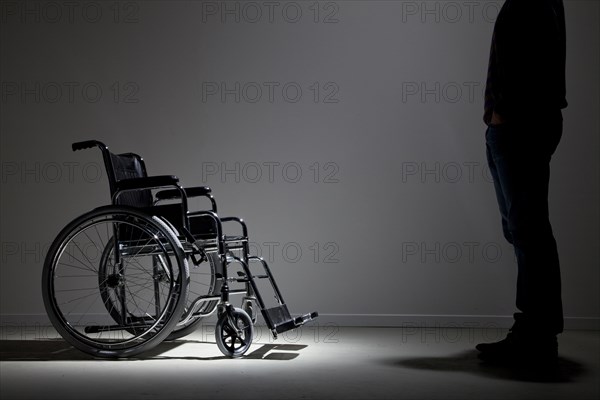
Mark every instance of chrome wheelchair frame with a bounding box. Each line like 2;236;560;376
41;140;317;358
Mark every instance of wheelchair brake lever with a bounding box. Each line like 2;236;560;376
189;242;207;267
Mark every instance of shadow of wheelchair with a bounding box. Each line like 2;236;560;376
0;340;307;362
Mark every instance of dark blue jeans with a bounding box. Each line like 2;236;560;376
485;113;564;336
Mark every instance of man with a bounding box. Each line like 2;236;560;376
477;0;567;363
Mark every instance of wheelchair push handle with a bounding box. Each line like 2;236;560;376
72;140;107;152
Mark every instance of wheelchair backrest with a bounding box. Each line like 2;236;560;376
73;140;216;237
72;141;154;208
107;149;195;237
108;152;153;207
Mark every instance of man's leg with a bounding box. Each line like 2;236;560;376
511;117;564;336
478;117;563;361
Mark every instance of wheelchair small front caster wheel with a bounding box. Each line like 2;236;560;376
216;307;254;357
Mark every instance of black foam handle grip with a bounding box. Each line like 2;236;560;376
72;140;103;152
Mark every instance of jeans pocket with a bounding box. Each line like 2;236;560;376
486;124;500;143
486;123;511;151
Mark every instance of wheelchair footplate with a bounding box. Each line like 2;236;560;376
263;304;319;337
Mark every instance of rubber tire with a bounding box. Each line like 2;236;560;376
42;205;189;358
215;307;254;357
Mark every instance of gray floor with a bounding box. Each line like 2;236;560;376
1;326;598;400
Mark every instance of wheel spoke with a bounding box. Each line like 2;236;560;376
45;210;186;356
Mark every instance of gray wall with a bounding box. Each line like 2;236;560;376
1;0;598;329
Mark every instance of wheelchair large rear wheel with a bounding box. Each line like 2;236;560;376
42;206;189;358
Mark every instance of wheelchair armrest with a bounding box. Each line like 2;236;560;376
116;175;179;191
220;217;248;238
155;186;212;200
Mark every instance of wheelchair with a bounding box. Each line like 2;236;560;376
41;140;318;358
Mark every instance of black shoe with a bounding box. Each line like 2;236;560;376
476;331;558;365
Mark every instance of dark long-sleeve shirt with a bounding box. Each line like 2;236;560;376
484;0;568;125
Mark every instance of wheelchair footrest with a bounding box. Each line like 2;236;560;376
294;311;319;327
263;305;319;334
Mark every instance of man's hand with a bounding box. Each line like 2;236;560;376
491;111;506;125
